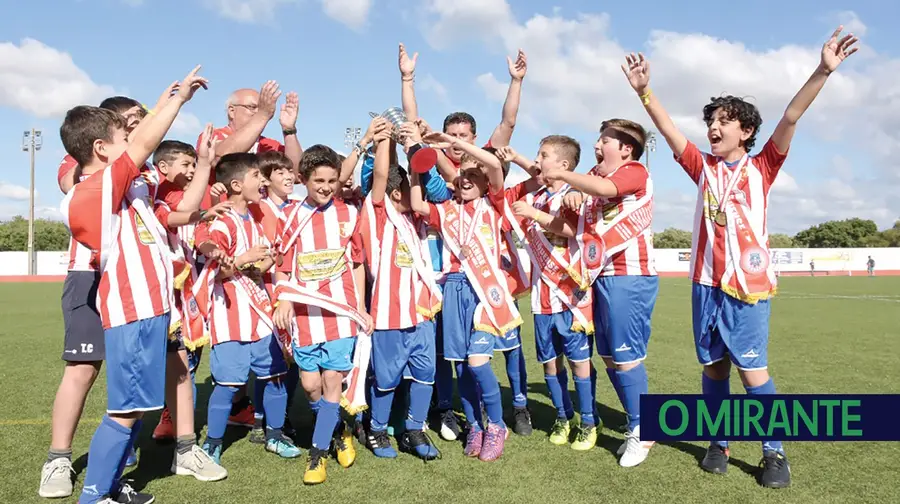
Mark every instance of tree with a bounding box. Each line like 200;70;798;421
793;218;879;248
653;228;692;248
769;233;795;248
0;216;71;251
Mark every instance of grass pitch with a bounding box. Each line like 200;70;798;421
1;277;898;503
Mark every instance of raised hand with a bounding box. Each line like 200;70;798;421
258;80;282;119
415;118;433;137
821;25;859;73
363;116;388;145
209;182;228;200
175;65;209;102
399;43;418;78
511;200;536;220
495;145;518;163
280;91;299;129
197;122;215;159
621;53;650;94
151;81;180;113
563;191;584;212
399;121;422;144
373;123;394;143
508;49;528;80
423;131;454;149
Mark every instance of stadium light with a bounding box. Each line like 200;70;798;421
22;129;42;276
344;126;361;151
645;131;657;169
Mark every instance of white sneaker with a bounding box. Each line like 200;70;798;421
173;444;228;482
39;457;75;498
619;426;654;468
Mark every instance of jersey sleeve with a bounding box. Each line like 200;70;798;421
425;202;443;231
608;164;649;197
754;137;789;189
350;219;364;264
154;202;173;230
371;199;388;240
57;155;78;193
258;137;285;154
675;141;705;185
110;153;141;212
208;220;234;255
359;151;375;197
506;183;529;204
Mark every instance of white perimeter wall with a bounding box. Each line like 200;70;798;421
0;248;898;277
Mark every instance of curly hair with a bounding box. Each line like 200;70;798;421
703;95;762;152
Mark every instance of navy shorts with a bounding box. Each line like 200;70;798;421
692;283;771;370
61;271;104;362
441;273;496;361
534;310;592;363
105;314;170;414
210;334;288;386
594;275;659;365
373;320;436;391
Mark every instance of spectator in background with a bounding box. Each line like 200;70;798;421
867;256;875;276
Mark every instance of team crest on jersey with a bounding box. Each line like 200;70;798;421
485;284;505;308
135;213;155;244
296;249;346;282
188;298;200;317
740;246;769;274
395;242;413;268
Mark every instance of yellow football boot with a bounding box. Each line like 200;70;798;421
334;421;357;468
549;418;571;445
303;449;327;485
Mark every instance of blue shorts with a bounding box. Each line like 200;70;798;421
441;273;495;361
105;314;170;414
534;311;592;363
692;283;770;370
373;320;436;391
210;334;288;386
494;325;522;352
294;337;357;373
594;275;659;365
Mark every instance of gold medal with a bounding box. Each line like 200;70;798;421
715;210;727;227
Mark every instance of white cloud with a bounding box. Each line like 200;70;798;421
420;73;450;105
203;0;297;23
318;0;372;30
171;112;203;135
504;165;529;187
771;170;798;194
0;38;115;118
0;204;60;221
420;3;900;232
0;182;32;201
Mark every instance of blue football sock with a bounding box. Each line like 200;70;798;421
745;378;784;454
79;416;132;504
309;397;321;415
435;358;454;409
312;400;340;450
616;364;648;432
262;379;287;431
504;347;527;408
406;381;433;431
207;384;238;441
109;419;141;496
285;366;300;410
590;365;598;419
253;378;266;419
702;372;731;448
557;369;575;420
470;362;505;428
606;367;626;410
457;362;483;431
574;376;595;426
544;374;568;419
370;387;394;432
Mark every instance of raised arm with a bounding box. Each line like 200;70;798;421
424;132;503;187
771;26;858;153
544;170;618;198
496;146;540;193
488;50;527;148
215;81;280;158
342;116;384;186
370;126;393;203
623;53;688;158
279;91;303;172
409;171;430;218
399;43;419;121
126;66;208;170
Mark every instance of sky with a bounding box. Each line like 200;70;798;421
1;0;898;234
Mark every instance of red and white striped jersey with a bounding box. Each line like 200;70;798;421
676;139;786;289
208;209;273;345
506;183;580;314
591;163;656;277
425;190;505;275
360;198;429;330
254;197;293;299
60;153;172;329
278;199;364;347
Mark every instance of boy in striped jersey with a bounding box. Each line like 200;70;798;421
501;137;601;451
547;120;659;467
200;153;301;466
624;27;858;487
273;145;372;485
59;67;207;504
359;127;442;460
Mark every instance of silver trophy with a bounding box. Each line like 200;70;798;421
368;107;437;173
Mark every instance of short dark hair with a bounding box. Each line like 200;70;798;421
216;152;258;194
386;164;408;197
152;140;196;168
703;95;762;152
59;106;128;167
443;112;477;134
99;96;144;116
298;144;340;180
540;135;581;169
599;119;647;161
258;151;293;179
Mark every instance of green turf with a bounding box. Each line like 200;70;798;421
2;277;898;503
